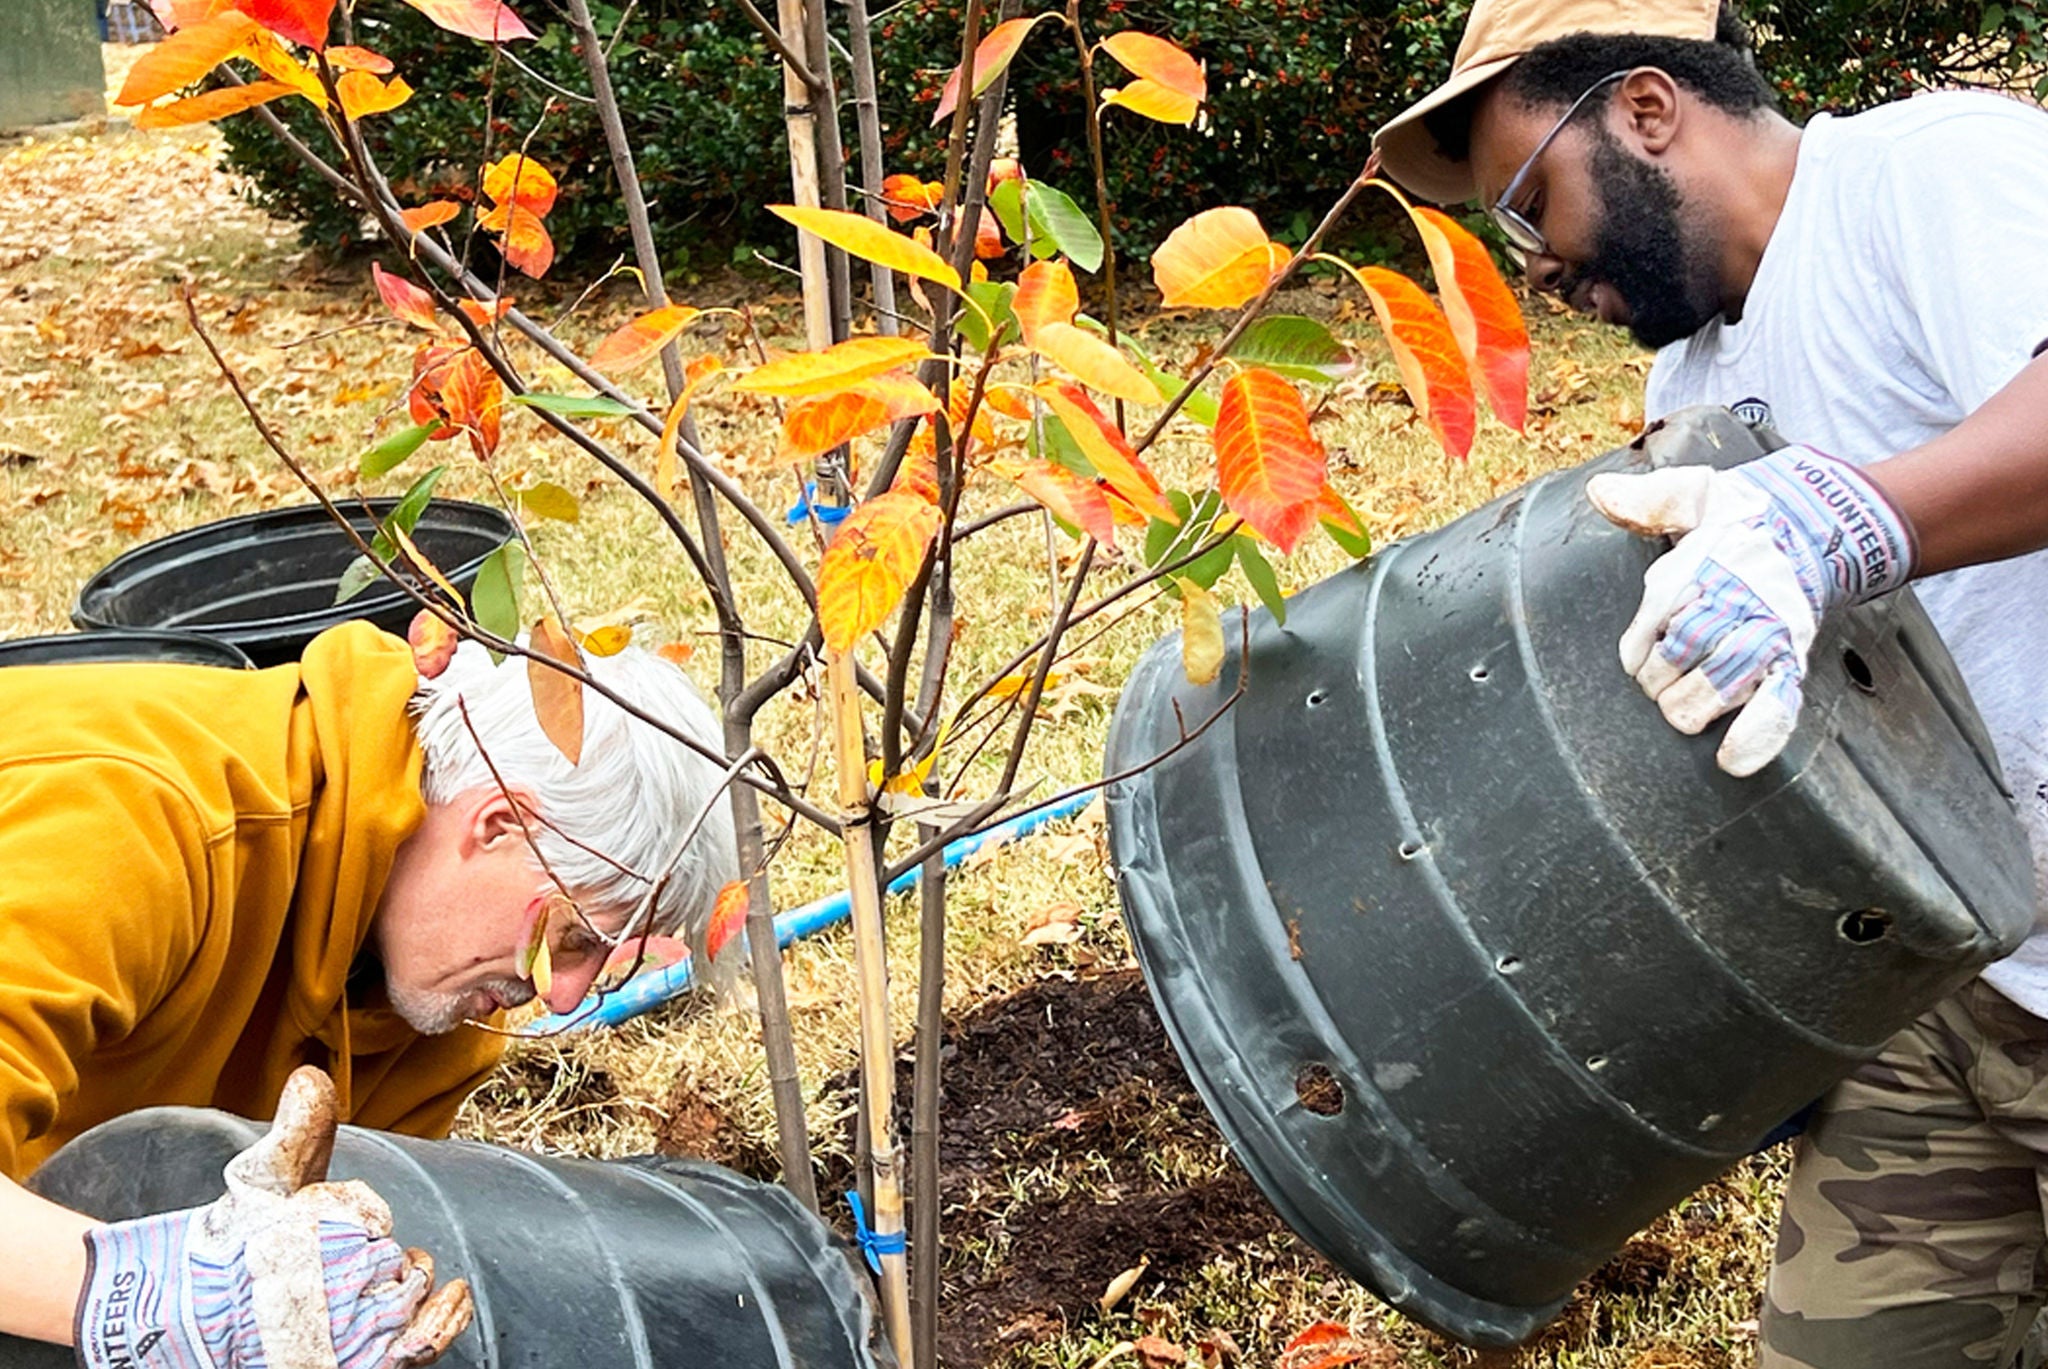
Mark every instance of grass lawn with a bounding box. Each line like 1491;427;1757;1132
0;49;1785;1369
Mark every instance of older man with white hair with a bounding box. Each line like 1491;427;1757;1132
0;619;737;1366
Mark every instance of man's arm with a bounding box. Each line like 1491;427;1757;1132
0;1172;94;1344
1867;351;2048;575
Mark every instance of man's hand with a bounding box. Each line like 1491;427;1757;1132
74;1066;473;1369
1585;444;1916;777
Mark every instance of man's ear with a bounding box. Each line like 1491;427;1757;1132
463;784;539;856
1618;68;1682;156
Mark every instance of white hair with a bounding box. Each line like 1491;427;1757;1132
408;638;740;945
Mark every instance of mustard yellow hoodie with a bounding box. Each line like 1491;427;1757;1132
0;622;504;1179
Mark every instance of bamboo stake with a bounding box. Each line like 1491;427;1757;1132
826;645;914;1360
843;0;900;335
775;0;834;352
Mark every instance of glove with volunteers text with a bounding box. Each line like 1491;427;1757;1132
74;1066;473;1369
1583;443;1916;777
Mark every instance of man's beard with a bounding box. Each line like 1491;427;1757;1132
385;974;535;1035
1564;131;1723;349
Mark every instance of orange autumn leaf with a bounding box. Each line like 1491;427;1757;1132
117;11;257;106
769;206;961;293
932;14;1050;125
892;445;941;505
733;335;934;398
442;348;502;459
1409;204;1530;433
407;342;460;435
400;0;533;42
1012;259;1078;344
1031;321;1156;404
706;879;751;961
325;44;393;72
1276;1322;1371;1369
400;200;460;235
481;153;557;216
991;457;1117;546
1151;207;1290;309
1214;368;1326;554
817;491;944;654
133;79;293;127
337;70;413;120
942;380;999;449
779;375;941;462
1100;32;1203;95
1343;263;1477;460
880;173;942;223
241;30;328;106
479;201;554;278
527;615;585;764
1033;381;1173;521
589;304;702;373
372;262;438;332
457;296;514;328
407;609;458;679
656;354;723;494
983;385;1035;422
235;0;334;46
1316;482;1369;548
974;207;1006;259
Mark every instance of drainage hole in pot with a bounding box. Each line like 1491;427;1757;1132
1295;1064;1345;1117
1843;647;1876;694
1469;664;1490;683
1495;954;1522;976
1586;1054;1609;1072
1397;839;1424;861
1306;688;1330;708
1839;907;1891;943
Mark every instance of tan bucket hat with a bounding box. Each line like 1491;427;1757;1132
1372;0;1721;205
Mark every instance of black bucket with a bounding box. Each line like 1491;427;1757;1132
0;1109;891;1369
1104;406;2036;1347
0;628;253;669
72;500;515;668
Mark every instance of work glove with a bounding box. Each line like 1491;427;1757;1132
73;1066;473;1369
1584;443;1916;777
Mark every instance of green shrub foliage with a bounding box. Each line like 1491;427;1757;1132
219;0;2045;272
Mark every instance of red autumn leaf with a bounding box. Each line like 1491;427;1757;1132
706;880;751;961
602;933;690;981
589;304;701;372
1033;381;1173;522
400;200;460;235
816;491;944;654
1275;1322;1371;1369
372;262;438;332
233;0;333;48
932;14;1050;125
399;0;534;42
1215;368;1326;554
1346;264;1477;460
1410;205;1530;433
527;614;585;764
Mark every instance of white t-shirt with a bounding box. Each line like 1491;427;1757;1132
1645;91;2048;1016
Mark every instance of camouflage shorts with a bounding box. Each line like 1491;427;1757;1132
1761;978;2048;1369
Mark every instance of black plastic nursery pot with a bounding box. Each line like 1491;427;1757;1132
1104;406;2037;1347
71;499;515;668
0;1109;892;1369
0;628;253;669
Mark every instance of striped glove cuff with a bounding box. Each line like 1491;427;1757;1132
1739;445;1918;608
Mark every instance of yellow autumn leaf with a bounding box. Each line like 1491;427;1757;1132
1101;80;1199;124
581;624;633;656
816;491;943;654
733;335;935;398
527;614;585;764
1179;580;1224;686
769;205;963;294
1151;207;1291;309
133;80;295;128
1030;322;1157;404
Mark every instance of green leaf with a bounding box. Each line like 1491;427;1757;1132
517;481;581;522
1037;412;1094;480
1322;496;1374;560
386;465;446;540
1147;489;1230;586
1144;488;1195;566
1228;315;1354;383
1236;536;1287;625
1982;3;2007;36
470;540;525;657
960;279;1017;353
988;178;1104;273
510;392;640;418
334;555;381;605
358;423;436;480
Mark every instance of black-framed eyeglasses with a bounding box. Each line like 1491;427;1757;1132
1490;68;1632;266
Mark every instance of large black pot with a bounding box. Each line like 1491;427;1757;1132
1105;406;2036;1346
0;628;253;669
72;500;514;668
0;1109;890;1369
